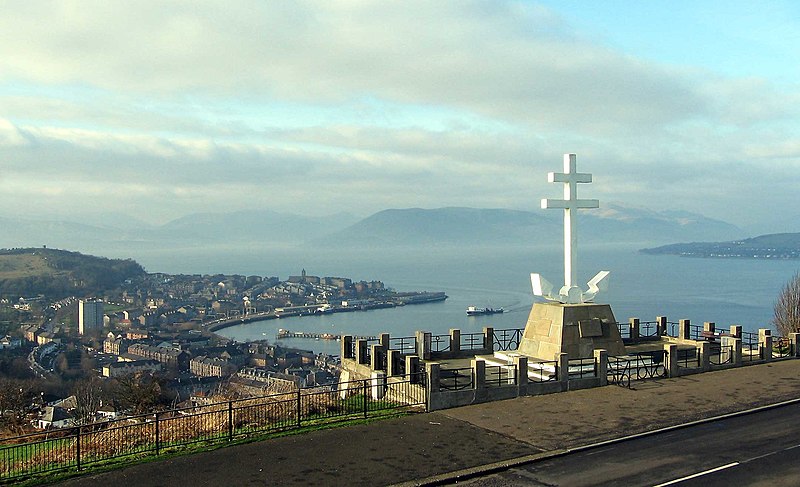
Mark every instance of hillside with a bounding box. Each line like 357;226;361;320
0;248;146;299
640;233;800;259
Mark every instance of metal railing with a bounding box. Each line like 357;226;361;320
0;375;426;482
527;360;558;383
709;345;733;366
773;336;791;359
492;328;523;351
666;322;680;338
616;323;631;340
742;332;761;363
388;336;416;355
460;332;485;351
607;351;667;388
639;321;660;338
431;334;450;353
439;367;474;391
568;358;597;379
485;365;517;387
676;348;701;369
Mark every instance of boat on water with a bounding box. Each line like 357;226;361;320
466;306;504;316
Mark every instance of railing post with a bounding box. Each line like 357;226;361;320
356;339;368;364
704;321;715;338
699;342;711;371
406;355;420;382
363;379;368;419
387;349;401;377
679;319;691;340
379;333;390;350
228;400;233;441
483;326;494;351
629;318;640;342
426;362;441;394
759;329;772;362
370;371;386;400
514;355;528;390
472;358;486;390
341;335;353;359
656;316;667;336
730;325;742;338
155;411;160;455
791;333;800;357
450;329;461;354
594;349;608;386
733;338;742;366
370;344;383;371
664;344;678;377
297;388;302;427
416;331;432;360
556;352;569;388
75;426;81;471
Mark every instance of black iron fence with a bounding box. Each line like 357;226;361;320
485;365;517;387
607;351;667;388
492;328;523;351
527;360;558;383
460;332;485;351
439;367;474;391
0;375;426;482
773;336;791;359
742;332;761;363
568;358;597;379
388;336;416;355
431;334;450;353
709;345;733;366
676;348;701;369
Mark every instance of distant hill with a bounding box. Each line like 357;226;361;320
640;233;800;259
0;248;146;299
317;205;743;248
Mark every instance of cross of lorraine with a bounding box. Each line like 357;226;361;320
531;153;610;304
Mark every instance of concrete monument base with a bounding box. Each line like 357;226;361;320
517;302;626;359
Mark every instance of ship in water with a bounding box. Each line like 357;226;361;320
466;306;504;316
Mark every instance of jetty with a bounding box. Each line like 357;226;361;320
276;329;376;341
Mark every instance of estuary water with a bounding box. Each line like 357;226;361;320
125;243;800;356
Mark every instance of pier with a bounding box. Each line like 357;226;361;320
276;329;376;341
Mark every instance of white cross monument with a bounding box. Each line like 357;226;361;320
531;154;610;304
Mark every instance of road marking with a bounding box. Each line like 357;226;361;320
652;462;739;487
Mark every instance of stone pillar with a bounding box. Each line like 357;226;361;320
704;321;715;338
370;344;383;371
471;358;485;390
425;362;440;393
387;349;401;377
700;342;711;371
679;319;691;340
483;326;494;352
450;329;461;354
730;325;742;338
379;333;390;350
406;355;421;383
416;331;431;360
791;333;800;357
556;352;569;387
370;371;386;399
341;335;353;359
656;316;667;337
629;318;640;342
664;344;678;377
594;349;608;386
759;329;772;362
356;339;368;365
732;338;742;366
513;355;528;389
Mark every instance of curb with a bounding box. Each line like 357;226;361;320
392;396;800;486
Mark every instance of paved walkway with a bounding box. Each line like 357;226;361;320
57;360;800;486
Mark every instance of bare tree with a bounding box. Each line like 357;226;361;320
73;377;103;425
774;272;800;336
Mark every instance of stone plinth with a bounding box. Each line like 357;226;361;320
518;302;626;359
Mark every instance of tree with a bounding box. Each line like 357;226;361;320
774;272;800;336
0;378;38;434
73;377;103;425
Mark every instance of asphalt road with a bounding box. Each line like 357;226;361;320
454;402;800;486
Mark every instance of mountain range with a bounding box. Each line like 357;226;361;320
0;205;744;253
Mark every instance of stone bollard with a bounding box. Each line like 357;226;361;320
356;339;368;365
594;349;608;386
425;362;440;393
730;325;742;338
759;329;772;362
370;344;383;371
704;322;715;339
379;333;390;351
699;341;711;371
679;319;691;340
656;316;668;336
406;355;421;383
483;326;494;352
450;329;461;354
471;358;486;390
514;355;528;390
664;343;678;377
629;318;640;342
733;338;742;366
556;352;569;389
791;333;800;358
416;331;432;360
387;349;401;377
341;335;353;359
370;371;386;400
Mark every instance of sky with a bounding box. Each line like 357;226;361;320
1;1;799;233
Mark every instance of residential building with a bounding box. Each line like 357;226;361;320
78;299;104;335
